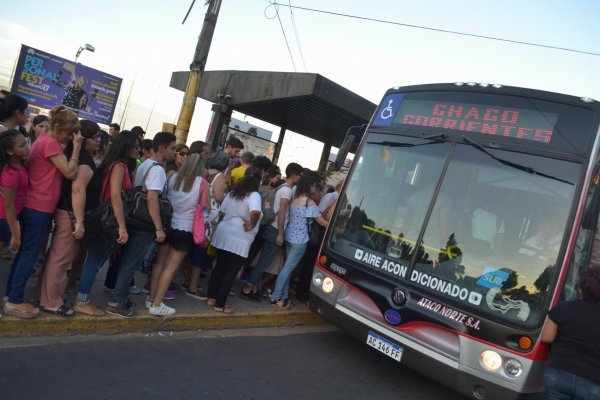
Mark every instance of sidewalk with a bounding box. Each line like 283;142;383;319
0;257;324;337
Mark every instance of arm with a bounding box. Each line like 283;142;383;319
541;316;558;344
276;197;290;246
50;132;83;180
71;164;93;238
109;164;129;245
212;174;226;204
308;199;328;228
3;187;20;251
244;210;261;232
146;190;166;243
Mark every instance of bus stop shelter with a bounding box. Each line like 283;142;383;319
169;70;376;170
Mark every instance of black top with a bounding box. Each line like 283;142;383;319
547;299;600;385
57;150;102;212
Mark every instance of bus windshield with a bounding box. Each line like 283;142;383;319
329;133;581;326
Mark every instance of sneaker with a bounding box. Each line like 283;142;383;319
72;300;104;317
128;285;142;295
141;282;151;294
106;305;136;318
149;302;175;316
0;248;15;260
163;290;177;301
144;296;152;309
125;298;137;309
103;285;114;293
185;290;208;301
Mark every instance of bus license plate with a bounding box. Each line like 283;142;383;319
366;331;403;362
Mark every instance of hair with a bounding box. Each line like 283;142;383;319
302;169;320;180
207;154;229;172
49;105;79;136
79;119;100;139
285;162;304;178
580;265;600;303
152;131;176;152
189;140;208;154
240;151;254;164
98;131;140;176
130;126;145;137
225;136;244;150
294;175;317;198
0;93;28;122
141;138;153;152
175;143;189;154
0;129;24;172
173;153;206;193
253;155;272;172
27;114;49;142
109;123;120;131
262;164;281;185
229;166;260;200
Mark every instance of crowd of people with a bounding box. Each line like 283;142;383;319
0;91;337;319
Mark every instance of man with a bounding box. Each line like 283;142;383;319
228;151;254;187
189;140;210;163
319;181;343;214
108;123;120;137
212;136;244;180
242;162;304;300
106;131;177;318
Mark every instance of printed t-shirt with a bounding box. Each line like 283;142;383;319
0;165;28;218
23;132;65;213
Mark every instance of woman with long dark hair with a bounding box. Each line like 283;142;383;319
206;166;263;314
27;115;49;145
71;131;140;316
0;93;29;133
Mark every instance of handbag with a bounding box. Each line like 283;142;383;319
192;178;212;247
126;162;173;232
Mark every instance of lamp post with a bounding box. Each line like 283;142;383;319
75;43;95;63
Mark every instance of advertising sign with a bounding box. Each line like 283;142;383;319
10;44;122;125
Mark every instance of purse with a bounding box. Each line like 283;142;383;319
126;163;173;232
192;178;212;247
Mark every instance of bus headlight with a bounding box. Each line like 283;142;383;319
322;277;335;293
504;359;523;377
312;273;324;287
480;350;502;371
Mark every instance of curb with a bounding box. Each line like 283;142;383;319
0;308;325;337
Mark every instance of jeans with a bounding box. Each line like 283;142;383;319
544;367;600;400
246;225;280;286
271;241;307;301
77;234;113;302
5;208;53;304
108;229;154;307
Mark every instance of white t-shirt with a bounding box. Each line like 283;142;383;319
211;192;262;257
318;191;339;213
135;158;166;192
270;184;293;230
167;175;202;232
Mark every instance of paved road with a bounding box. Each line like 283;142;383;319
0;326;465;400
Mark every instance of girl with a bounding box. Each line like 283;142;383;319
3;105;82;319
27;115;49;145
0;93;28;133
0;130;29;256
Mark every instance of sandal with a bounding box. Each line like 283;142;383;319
213;305;233;314
270;299;290;310
40;305;75;318
206;298;216;306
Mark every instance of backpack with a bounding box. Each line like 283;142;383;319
261;183;289;225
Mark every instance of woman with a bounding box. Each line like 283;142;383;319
71;132;140;316
92;130;110;167
0;93;29;133
165;143;189;178
541;265;600;399
3;105;82;319
207;167;263;314
147;154;210;315
39;120;102;317
27;115;49;145
186;154;228;299
270;175;328;309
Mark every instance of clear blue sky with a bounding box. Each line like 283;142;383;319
2;0;599;168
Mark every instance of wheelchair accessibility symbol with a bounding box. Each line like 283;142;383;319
380;99;394;120
373;93;403;127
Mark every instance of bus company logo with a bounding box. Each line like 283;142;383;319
417;297;481;331
384;309;402;325
329;263;347;276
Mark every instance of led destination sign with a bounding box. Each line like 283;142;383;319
393;99;559;144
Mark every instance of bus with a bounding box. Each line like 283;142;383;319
309;83;600;400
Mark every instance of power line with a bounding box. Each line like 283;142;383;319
288;0;308;72
266;1;600;57
266;2;297;71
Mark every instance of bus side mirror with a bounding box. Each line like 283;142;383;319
334;135;355;171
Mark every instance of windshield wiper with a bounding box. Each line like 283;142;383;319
462;136;573;185
367;133;447;147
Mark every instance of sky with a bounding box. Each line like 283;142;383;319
1;0;600;169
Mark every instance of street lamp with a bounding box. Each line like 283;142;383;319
75;43;95;63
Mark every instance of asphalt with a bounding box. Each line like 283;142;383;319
0;256;324;337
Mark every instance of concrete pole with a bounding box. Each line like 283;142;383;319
174;0;222;144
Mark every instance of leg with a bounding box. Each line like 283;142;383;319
76;236;112;302
543;367;574;400
152;247;187;306
271;242;307;301
214;250;244;308
104;248;122;290
67;241;88;292
207;250;227;301
295;243;318;302
245;225;280;286
148;243;170;304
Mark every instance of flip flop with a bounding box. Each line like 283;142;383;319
40;305;75;318
213;305;233;314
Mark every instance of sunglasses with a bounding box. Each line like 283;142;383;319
178;151;189;157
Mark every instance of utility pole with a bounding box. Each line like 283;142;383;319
174;0;222;144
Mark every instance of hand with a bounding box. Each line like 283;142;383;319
73;221;85;240
243;219;254;232
9;234;21;251
117;226;129;245
276;233;284;247
72;130;84;146
155;229;166;243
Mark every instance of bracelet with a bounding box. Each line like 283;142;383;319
156;227;163;231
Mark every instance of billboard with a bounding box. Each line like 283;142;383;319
10;44;122;125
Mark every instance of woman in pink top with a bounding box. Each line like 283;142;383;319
3;105;83;319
